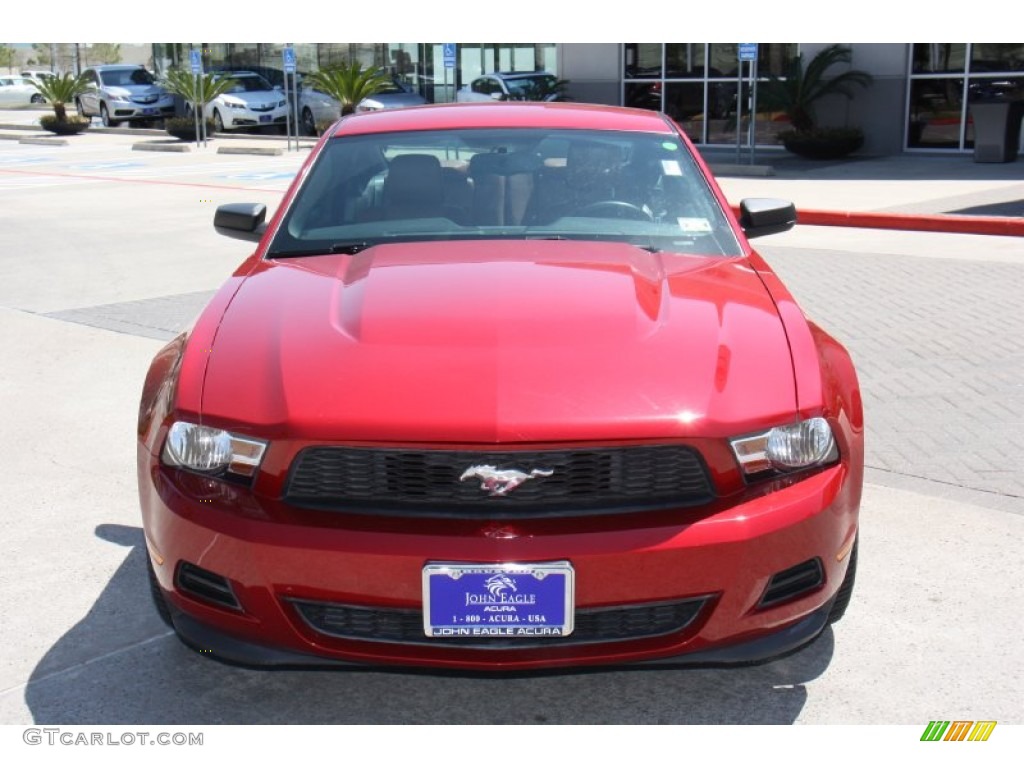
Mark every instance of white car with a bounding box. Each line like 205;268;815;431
207;72;289;132
456;72;564;103
0;76;44;106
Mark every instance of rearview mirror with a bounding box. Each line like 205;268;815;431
738;198;797;239
214;203;267;242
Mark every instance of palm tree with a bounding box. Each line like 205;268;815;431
159;69;237;117
35;72;90;123
760;45;873;133
304;63;393;118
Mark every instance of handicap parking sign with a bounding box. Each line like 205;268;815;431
283;47;296;73
443;44;457;69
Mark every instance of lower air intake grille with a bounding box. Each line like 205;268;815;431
176;562;241;611
290;598;707;648
284;445;715;517
759;558;825;609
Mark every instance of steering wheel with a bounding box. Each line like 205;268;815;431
574;200;653;221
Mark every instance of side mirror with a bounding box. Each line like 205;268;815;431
273;85;283;92
490;92;505;101
738;198;797;239
214;203;267;242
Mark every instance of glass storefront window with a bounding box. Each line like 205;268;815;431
665;44;705;78
908;78;964;149
624;44;662;78
757;44;798;78
970;43;1024;73
624;82;662;112
912;44;967;74
664;81;704;143
624;43;797;146
708;44;739;78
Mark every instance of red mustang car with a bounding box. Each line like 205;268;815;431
138;102;862;671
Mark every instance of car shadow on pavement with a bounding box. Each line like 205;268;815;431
25;524;834;725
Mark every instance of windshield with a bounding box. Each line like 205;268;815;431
505;75;558;98
268;128;741;258
99;68;155;86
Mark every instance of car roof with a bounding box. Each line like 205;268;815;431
332;102;674;138
496;71;554;78
92;64;146;71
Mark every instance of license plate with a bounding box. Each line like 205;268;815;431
259;115;272;123
423;562;574;638
142;108;157;115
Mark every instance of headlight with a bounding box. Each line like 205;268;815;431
278;100;287;108
730;417;838;478
224;100;247;110
162;421;267;479
109;92;132;102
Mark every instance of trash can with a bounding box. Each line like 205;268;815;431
970;100;1024;163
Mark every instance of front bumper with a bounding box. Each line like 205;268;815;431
111;99;175;120
140;450;858;671
222;106;289;128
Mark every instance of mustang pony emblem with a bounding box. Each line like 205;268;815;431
459;465;554;497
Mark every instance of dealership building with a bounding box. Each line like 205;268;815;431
151;43;1024;157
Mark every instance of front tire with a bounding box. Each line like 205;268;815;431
30;93;45;104
100;103;119;127
301;107;316;136
213;109;225;133
827;537;857;624
146;557;174;629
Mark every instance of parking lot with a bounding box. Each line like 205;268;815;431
0;121;1022;725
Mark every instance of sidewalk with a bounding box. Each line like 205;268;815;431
702;148;1024;235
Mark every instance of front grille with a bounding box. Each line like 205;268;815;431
284;445;715;517
132;95;158;104
250;104;273;112
290;598;707;648
758;558;824;609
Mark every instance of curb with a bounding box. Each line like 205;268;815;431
709;163;776;177
19;137;68;146
217;146;284;156
133;142;191;153
799;208;1024;237
731;205;1024;237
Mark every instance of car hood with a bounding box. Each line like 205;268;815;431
201;240;798;443
225;91;281;106
106;84;164;98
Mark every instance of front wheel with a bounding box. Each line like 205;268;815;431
100;103;119;127
301;107;317;136
30;93;45;104
146;557;174;629
827;537;857;624
76;99;90;121
213;109;225;133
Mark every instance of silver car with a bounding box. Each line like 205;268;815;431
207;72;289;132
77;65;174;126
298;78;426;136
